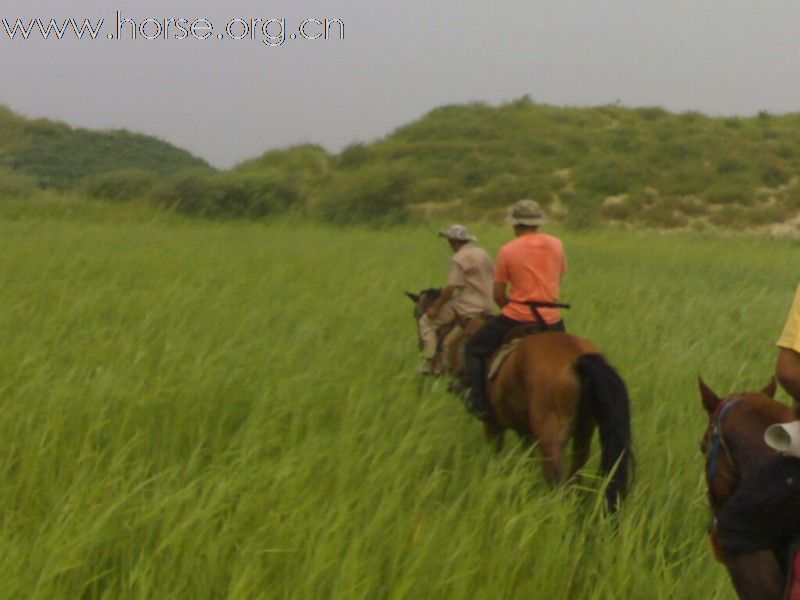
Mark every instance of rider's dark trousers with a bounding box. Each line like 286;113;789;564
464;315;565;414
717;455;800;559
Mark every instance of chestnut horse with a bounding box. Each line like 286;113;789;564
699;377;800;600
406;289;634;511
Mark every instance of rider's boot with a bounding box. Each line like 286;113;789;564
464;353;492;421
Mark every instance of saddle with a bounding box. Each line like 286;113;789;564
487;323;550;381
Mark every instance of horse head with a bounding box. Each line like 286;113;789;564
405;289;441;321
698;377;784;514
405;289;441;350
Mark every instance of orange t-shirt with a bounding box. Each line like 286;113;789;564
494;233;567;323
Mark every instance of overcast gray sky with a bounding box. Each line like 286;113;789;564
2;1;799;168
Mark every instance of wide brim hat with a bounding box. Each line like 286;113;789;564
764;421;800;457
506;199;546;227
437;224;476;242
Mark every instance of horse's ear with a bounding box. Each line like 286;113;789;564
761;376;777;399
699;377;722;414
405;292;420;303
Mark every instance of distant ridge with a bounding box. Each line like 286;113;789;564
306;98;800;229
3;99;799;232
0;106;211;189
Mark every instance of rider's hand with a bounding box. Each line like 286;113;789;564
426;306;439;319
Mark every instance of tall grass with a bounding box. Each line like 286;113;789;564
1;205;798;598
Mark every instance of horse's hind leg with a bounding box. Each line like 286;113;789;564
533;416;569;486
569;412;595;482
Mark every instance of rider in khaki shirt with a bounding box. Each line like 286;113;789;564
418;225;494;375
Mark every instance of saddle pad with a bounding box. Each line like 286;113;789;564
487;338;521;381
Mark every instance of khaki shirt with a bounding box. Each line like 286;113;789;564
446;243;494;316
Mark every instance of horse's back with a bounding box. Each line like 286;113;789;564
521;331;598;359
492;331;597;427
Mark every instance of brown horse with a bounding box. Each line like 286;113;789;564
406;289;634;511
698;377;800;600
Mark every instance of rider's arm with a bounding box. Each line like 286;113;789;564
777;348;800;405
493;281;508;308
493;247;509;309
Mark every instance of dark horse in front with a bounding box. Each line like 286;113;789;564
699;377;800;600
407;289;634;512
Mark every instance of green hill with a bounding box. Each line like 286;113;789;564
3;99;799;232
325;98;800;229
0;106;211;190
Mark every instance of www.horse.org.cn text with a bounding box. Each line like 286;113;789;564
1;13;346;47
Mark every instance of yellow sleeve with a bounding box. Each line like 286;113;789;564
777;284;800;352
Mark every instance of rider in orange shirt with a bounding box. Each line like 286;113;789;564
464;199;567;421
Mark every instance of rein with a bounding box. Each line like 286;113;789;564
707;398;741;485
525;301;571;331
705;397;742;562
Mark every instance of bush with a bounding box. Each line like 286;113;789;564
716;157;747;175
636;107;668;121
454;154;497;188
745;203;792;225
759;158;792;187
573;156;648;196
83;169;160;201
782;186;800;210
708;205;745;227
213;171;303;217
236;145;329;183
670;195;711;217
561;192;601;230
407;177;458;204
637;201;689;229
601;198;637;221
773;143;796;160
706;177;753;205
0;169;38;199
155;169;304;218
154;169;217;215
469;173;552;209
316;163;414;225
336;143;371;169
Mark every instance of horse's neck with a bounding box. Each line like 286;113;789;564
730;413;783;476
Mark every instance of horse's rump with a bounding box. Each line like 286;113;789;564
491;331;597;414
489;333;633;509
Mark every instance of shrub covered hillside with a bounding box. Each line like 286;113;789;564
0;106;211;189
336;98;800;229
3;99;800;231
203;99;800;229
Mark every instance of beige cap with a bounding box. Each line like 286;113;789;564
438;224;476;242
764;421;800;457
506;199;546;227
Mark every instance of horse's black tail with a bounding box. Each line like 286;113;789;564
574;353;634;512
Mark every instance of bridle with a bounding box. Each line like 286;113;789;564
704;398;742;498
702;397;742;561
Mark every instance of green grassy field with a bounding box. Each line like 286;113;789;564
1;201;798;598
